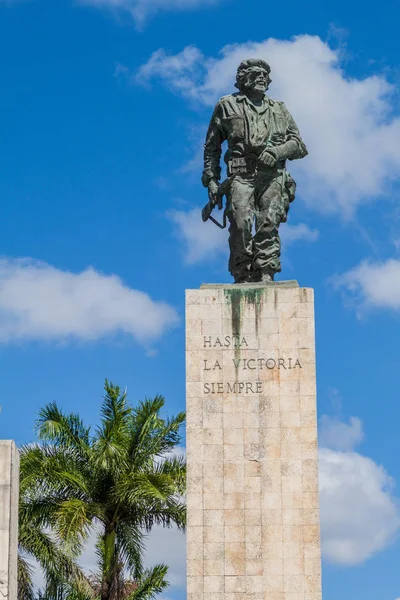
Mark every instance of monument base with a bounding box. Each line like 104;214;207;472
186;282;322;600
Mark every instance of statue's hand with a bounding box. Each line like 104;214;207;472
208;180;220;208
259;150;277;168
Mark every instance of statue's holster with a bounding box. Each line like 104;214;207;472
227;156;257;176
227;156;286;177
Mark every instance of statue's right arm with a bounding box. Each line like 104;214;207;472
202;103;226;188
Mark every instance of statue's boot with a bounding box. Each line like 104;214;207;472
252;269;274;283
234;274;253;284
233;266;256;283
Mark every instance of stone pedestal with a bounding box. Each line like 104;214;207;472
186;283;321;600
0;441;20;600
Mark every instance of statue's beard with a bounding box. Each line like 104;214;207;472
244;79;269;94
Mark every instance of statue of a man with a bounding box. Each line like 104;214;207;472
202;58;308;283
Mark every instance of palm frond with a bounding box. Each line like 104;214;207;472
113;473;178;506
92;381;134;476
125;565;169;600
20;445;91;502
129;397;185;468
101;381;132;426
115;522;145;579
138;496;186;532
154;455;186;495
38;577;95;600
19;519;84;597
54;499;98;551
35;403;91;460
18;555;35;600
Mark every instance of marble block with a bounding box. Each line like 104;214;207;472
0;441;20;600
186;283;322;600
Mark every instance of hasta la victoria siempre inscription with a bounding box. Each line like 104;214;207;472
202;336;302;395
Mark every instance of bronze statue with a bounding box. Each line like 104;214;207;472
202;59;308;283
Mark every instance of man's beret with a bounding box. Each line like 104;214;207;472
236;59;271;76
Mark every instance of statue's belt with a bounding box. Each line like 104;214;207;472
228;156;285;175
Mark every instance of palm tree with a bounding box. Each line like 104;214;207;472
20;381;186;600
19;456;89;600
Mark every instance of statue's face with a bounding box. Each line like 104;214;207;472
244;67;270;93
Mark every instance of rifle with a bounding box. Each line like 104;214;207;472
201;179;231;229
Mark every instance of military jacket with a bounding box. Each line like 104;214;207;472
202;92;307;186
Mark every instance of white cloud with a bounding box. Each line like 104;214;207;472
168;208;318;265
167;208;228;265
77;0;221;26
319;416;400;565
333;258;400;313
320;449;400;564
144;525;185;588
0;257;178;344
136;46;207;89
137;35;400;216
280;222;319;245
319;415;364;451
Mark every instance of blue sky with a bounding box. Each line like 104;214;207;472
1;0;400;599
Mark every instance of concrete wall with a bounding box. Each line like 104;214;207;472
186;283;322;600
0;441;20;600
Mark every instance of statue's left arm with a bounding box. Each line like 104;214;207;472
270;103;308;162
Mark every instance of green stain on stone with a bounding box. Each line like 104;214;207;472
224;289;243;339
224;287;265;379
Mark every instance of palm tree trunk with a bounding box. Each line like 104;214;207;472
101;528;117;600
